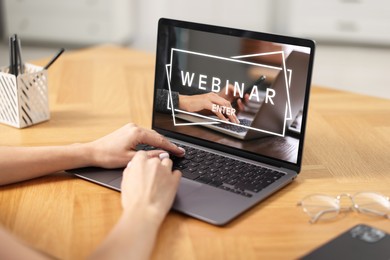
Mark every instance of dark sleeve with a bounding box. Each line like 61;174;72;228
155;89;179;113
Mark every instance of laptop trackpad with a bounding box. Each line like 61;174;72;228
176;178;203;198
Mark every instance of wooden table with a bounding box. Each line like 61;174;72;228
1;45;389;259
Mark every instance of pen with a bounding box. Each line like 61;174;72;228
12;35;18;76
13;34;20;76
9;36;14;75
43;48;65;70
16;36;24;74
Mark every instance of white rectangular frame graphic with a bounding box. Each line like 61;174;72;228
165;48;292;137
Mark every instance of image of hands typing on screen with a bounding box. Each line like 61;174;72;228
154;25;310;149
178;84;241;124
176;74;269;124
155;45;284;132
156;69;269;126
156;86;241;123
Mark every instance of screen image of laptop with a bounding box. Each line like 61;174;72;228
68;18;315;225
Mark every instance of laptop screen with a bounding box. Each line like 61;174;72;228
153;18;315;169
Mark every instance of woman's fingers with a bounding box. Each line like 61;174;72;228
208;94;240;124
136;129;185;157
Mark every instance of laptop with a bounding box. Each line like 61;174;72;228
68;18;315;225
175;50;310;140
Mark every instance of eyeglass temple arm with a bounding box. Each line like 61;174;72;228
356;207;390;218
309;208;339;224
297;200;342;223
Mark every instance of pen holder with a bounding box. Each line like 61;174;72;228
0;63;50;128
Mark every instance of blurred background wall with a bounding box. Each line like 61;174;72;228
1;0;389;99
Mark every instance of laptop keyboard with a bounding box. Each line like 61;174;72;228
137;143;286;198
214;118;252;133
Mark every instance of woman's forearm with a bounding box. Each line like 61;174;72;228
0;144;94;186
0;123;185;186
0;226;50;260
89;209;162;260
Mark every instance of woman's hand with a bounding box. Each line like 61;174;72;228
87;123;185;169
89;151;181;260
219;84;250;112
121;151;181;223
179;93;240;123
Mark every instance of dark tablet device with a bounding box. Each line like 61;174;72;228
300;224;390;260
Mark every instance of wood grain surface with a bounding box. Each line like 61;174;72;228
0;45;389;259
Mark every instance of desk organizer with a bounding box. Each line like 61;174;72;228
0;63;49;128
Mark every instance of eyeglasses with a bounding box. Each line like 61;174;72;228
297;192;390;223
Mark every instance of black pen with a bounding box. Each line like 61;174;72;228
13;34;20;76
16;36;24;74
43;48;65;70
13;35;19;76
9;36;14;75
